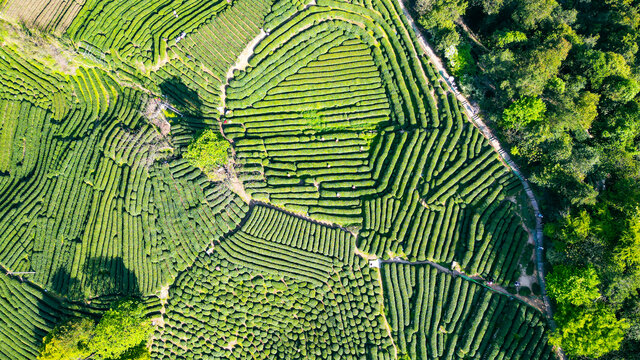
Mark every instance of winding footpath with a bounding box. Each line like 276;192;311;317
380;258;544;313
394;0;555;327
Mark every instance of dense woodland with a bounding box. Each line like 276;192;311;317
411;0;640;358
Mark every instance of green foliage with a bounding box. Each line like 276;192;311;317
602;75;640;103
518;286;531;296
183;129;230;175
155;250;391;359
66;0;231;65
37;319;94;360
415;0;468;30
572;91;600;131
581;50;632;89
0;0;571;359
545;204;638;357
514;37;572;97
501;96;546;130
511;0;559;30
382;264;555;359
613;208;640;270
546;77;565;94
416;0;468;50
547;265;601;306
474;0;504;15
448;42;476;76
88;300;152;359
493;30;527;48
38;300;152;360
550;305;629;358
448;0;640;352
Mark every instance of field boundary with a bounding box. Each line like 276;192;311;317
393;0;555;328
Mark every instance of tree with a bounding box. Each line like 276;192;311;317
581;50;631;89
547;265;601;306
415;0;468;30
501;96;546;130
474;0;504;15
572;91;600;131
39;300;152;360
602;75;640;103
492;30;527;48
183;129;230;176
613;208;640;271
513;37;571;97
38;319;95;360
511;0;559;30
550;305;629;358
87;300;153;359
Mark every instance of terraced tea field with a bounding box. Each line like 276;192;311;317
0;0;557;359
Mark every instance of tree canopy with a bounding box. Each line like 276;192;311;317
38;300;152;360
547;265;600;306
501;96;546;130
183;129;230;176
550;305;629;358
411;0;640;356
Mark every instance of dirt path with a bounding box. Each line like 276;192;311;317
394;0;554;326
224;165;251;204
218;29;267;112
380;258;545;313
375;266;399;360
455;18;488;52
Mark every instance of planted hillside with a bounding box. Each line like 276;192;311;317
223;0;533;284
0;274;162;360
1;0;85;34
66;0;230;65
410;0;640;356
0;40;248;299
154;252;393;359
382;263;555;360
0;0;563;359
0;275;90;360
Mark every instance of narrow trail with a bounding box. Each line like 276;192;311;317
218;29;267;114
373;265;399;360
216;29;267;200
380;258;544;313
394;0;554;325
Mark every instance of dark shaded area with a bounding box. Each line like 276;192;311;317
26;257;143;357
158;76;206;135
82;256;141;299
50;267;80;299
48;256;140;300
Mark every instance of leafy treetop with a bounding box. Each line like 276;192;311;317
38;300;152;360
183;129;230;177
546;265;600;306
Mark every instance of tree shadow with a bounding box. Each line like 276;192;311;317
158;76;207;135
26;256;143;355
81;256;141;299
47;256;140;300
50;266;80;299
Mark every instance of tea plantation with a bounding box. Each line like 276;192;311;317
0;0;557;359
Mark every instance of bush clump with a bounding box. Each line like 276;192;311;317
183;129;230;175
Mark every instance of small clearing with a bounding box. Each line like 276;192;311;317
159;284;170;300
224;165;251;204
222;339;238;351
144;98;171;136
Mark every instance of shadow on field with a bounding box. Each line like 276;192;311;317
25;257;144;356
82;256;141;298
159;76;207;134
47;256;140;300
